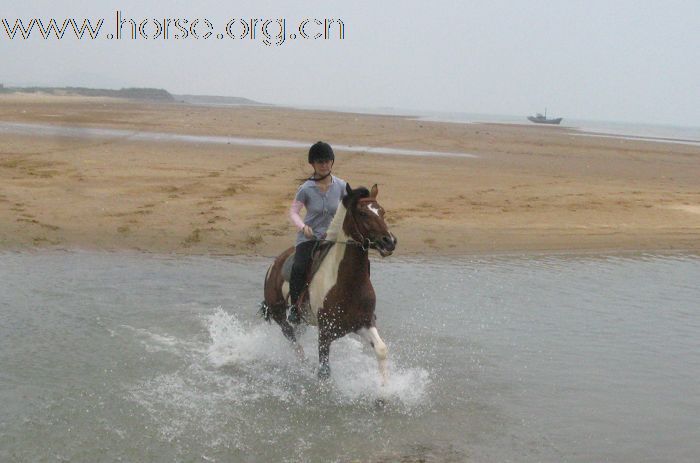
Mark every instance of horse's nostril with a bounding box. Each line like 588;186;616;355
382;235;396;250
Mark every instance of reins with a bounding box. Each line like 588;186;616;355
316;236;373;251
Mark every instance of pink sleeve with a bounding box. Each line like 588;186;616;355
289;200;305;230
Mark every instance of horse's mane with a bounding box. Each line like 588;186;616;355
325;202;347;241
325;186;369;241
352;187;370;199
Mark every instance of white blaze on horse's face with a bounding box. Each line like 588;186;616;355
355;199;395;257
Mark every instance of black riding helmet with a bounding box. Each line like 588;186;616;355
308;141;335;164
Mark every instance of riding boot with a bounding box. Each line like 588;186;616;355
288;281;303;324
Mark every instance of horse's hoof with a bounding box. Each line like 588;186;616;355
374;397;387;409
318;364;331;380
287;305;302;325
293;344;307;363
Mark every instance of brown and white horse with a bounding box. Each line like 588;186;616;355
260;183;397;384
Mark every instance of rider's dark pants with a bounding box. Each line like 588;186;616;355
289;240;316;305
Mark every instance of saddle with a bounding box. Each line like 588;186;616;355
281;240;335;304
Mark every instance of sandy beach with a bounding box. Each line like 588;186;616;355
0;93;698;257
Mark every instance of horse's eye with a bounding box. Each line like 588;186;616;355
359;211;368;217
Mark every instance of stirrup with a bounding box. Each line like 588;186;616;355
288;305;301;324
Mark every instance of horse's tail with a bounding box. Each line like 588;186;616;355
258;301;272;323
260;262;274;323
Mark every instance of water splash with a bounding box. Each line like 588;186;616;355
206;307;299;367
127;307;432;450
205;308;431;406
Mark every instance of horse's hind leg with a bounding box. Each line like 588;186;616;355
269;306;306;361
358;326;389;387
318;330;332;380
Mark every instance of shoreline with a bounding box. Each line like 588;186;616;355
1;94;699;258
3;92;700;145
3;244;700;265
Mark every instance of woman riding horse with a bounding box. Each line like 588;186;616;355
287;141;347;324
262;173;397;383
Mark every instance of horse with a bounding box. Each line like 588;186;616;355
259;183;397;385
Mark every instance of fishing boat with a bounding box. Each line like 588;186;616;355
527;108;562;125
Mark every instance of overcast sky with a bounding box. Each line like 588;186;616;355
1;0;698;126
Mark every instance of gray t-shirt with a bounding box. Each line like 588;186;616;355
294;175;348;245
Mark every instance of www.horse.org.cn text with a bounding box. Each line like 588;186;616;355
0;11;346;47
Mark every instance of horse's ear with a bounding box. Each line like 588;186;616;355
370;184;378;199
345;183;352;195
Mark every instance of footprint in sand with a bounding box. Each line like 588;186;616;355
11;203;26;212
182;229;202;246
207;216;230;224
33;237;59;245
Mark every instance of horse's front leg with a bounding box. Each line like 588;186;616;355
358;326;389;387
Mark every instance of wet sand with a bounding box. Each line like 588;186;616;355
1;93;699;257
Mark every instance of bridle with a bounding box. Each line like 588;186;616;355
319;198;380;252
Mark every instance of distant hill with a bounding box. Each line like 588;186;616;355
0;85;175;101
174;94;267;106
0;85;266;107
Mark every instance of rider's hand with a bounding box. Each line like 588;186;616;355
303;225;314;239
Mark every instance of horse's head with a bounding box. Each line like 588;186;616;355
342;183;397;257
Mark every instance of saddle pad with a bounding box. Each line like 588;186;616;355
281;252;295;282
281;241;336;283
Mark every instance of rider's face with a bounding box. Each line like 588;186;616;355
312;159;333;176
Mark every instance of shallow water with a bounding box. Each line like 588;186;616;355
0;121;476;158
1;251;699;462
